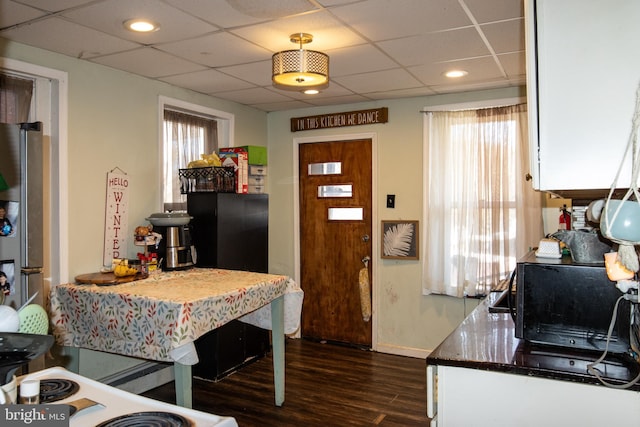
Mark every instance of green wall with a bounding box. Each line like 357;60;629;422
0;38;268;378
0;38;267;279
2;37;526;360
266;87;525;355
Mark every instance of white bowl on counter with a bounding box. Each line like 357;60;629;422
145;212;192;226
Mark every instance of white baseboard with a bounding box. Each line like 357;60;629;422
375;343;431;359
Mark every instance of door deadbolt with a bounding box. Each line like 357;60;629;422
362;234;370;242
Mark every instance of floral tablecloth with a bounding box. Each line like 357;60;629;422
50;268;303;364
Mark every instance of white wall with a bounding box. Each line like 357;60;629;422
267;87;527;356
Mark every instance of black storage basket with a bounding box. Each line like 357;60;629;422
179;166;236;194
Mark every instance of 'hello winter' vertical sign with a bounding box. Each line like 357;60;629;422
103;168;130;267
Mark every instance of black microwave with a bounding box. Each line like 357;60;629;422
515;251;631;354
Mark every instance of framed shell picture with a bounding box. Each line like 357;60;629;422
381;220;419;260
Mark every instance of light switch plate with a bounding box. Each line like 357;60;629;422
387;194;395;208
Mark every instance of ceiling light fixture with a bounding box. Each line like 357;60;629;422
272;33;329;92
124;19;160;33
444;70;468;78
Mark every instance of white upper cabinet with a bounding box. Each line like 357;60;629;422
525;0;640;192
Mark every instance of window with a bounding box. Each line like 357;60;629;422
422;104;543;298
159;97;234;209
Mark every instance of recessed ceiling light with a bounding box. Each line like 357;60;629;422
444;70;468;78
304;89;320;95
124;19;159;33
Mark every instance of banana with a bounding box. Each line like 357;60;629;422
114;262;138;277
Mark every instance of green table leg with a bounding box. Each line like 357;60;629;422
174;362;192;408
271;295;285;406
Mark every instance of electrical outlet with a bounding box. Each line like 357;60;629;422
387;194;395;208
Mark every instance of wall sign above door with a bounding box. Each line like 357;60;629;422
291;107;388;132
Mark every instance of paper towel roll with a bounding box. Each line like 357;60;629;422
359;268;371;322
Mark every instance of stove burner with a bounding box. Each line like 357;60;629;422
95;411;193;427
39;379;80;403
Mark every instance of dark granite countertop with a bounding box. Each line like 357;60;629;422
426;292;640;391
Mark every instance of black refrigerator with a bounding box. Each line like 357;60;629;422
187;192;270;380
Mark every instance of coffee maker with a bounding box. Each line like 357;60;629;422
146;212;195;271
154;224;195;270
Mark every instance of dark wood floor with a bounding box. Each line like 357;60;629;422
143;339;431;426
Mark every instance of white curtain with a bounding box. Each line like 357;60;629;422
422;104;543;297
163;110;217;205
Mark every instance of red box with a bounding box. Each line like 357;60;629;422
219;151;248;194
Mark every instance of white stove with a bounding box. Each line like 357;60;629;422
17;367;238;427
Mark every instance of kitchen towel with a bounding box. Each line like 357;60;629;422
359;267;371;322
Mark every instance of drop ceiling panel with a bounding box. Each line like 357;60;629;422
214;87;294;104
13;0;98;12
378;28;490;67
159;69;255;93
429;79;517;94
60;0;219;44
0;0;526;112
217;60;273;86
226;0;318;19
334;68;423;94
496;52;526;79
481;19;525;54
157;32;272;68
410;56;505;87
165;0;271;28
316;0;358;6
330;0;471;41
249;99;314;111
230;9;366;52
0;17;139;58
464;0;524;23
0;1;46;28
90;47;207;78
327;44;398;77
365;86;438;99
302;94;373;106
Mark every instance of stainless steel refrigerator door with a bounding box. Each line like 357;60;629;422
0;122;44;309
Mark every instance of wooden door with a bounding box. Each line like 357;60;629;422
299;139;372;347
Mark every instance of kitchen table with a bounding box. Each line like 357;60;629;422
50;268;304;408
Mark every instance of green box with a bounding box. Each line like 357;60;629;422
239;145;267;165
220;146;267;165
